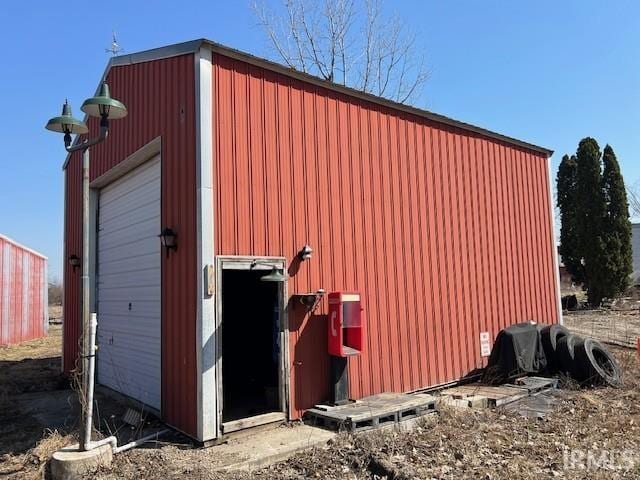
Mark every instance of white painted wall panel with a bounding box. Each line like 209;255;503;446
97;156;161;410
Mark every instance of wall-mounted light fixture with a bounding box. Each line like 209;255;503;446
159;228;178;257
297;288;326;311
298;244;313;261
260;266;289;282
68;254;81;271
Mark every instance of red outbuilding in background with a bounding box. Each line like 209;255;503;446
0;234;48;346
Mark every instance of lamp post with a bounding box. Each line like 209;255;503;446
46;83;127;451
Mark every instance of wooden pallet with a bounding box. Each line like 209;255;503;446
439;384;529;407
305;392;437;432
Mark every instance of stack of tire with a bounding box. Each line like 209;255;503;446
539;324;622;387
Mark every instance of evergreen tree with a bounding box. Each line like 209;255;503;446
574;137;607;305
556;154;583;283
601;144;633;296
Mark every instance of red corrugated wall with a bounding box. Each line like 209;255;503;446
0;236;47;345
212;53;559;419
63;54;198;436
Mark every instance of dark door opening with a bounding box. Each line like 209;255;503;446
221;269;280;422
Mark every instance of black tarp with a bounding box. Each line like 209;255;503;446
483;323;547;384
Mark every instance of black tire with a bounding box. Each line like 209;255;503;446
556;333;582;378
541;324;570;372
574;338;622;387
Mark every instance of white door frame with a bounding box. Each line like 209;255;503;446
215;255;290;435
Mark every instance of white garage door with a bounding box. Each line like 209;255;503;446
97;156;161;410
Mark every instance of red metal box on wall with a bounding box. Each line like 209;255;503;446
328;292;363;357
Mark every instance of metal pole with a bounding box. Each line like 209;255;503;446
79;146;91;451
63;125;108;452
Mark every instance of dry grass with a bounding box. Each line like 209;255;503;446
0;322;62;362
92;347;640;480
0;430;74;480
0;324;65;396
1;308;638;479
49;305;63;323
263;347;640;480
0;323;69;479
564;309;640;349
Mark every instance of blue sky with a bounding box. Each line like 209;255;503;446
1;1;638;280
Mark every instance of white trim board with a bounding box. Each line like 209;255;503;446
195;46;217;442
90;137;162;189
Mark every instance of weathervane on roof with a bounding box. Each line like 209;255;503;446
105;32;124;56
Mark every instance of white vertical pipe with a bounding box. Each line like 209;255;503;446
84;313;98;450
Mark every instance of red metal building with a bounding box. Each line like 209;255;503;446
63;39;561;442
0;234;48;345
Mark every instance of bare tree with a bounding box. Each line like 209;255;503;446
48;278;63;306
253;0;429;104
627;179;640;219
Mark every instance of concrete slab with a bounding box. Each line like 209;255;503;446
210;424;335;472
440;397;474;409
466;395;489;409
50;443;113;480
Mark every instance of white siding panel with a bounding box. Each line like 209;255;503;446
97;155;161;410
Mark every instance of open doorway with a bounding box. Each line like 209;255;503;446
221;268;281;423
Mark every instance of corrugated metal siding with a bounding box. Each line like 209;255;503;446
212;53;559;419
63;54;198;436
0;235;47;345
